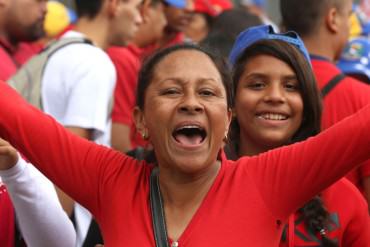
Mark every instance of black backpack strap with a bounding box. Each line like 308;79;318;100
321;73;345;98
150;167;169;247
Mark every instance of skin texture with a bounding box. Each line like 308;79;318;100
1;0;47;44
234;55;303;156
134;49;231;240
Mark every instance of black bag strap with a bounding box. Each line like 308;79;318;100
150;167;169;247
321;73;345;98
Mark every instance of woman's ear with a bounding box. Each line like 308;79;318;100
133;106;148;139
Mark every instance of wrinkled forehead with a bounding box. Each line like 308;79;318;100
153;49;220;78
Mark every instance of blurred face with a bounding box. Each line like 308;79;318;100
133;2;167;47
234;55;303;155
110;0;143;46
334;0;353;60
164;0;194;32
184;12;209;43
5;0;47;43
136;50;231;174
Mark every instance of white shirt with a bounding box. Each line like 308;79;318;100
0;157;76;247
42;30;116;146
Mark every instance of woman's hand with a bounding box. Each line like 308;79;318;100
0;138;18;170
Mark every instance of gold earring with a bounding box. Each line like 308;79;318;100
142;130;149;140
223;133;228;143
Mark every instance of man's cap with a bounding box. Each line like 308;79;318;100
194;0;232;16
337;37;370;81
228;25;310;65
163;0;187;9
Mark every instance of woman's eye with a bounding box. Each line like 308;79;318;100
162;88;180;95
199;89;215;96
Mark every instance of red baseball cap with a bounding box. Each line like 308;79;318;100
194;0;233;16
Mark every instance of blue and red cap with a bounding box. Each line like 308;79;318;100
228;25;310;65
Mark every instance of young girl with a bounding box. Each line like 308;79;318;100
228;25;370;246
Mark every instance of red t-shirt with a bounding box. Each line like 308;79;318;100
280;179;370;247
108;45;148;148
312;58;370;193
0;184;15;247
0;39;42;81
0;81;369;246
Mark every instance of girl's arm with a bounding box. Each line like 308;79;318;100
0;140;76;247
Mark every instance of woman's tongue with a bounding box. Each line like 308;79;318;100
175;133;202;146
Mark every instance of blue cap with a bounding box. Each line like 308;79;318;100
229;25;310;65
163;0;187;8
337;37;370;81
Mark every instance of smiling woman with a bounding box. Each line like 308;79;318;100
0;41;368;246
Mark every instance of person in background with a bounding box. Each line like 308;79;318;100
158;0;194;47
228;24;370;247
109;0;167;153
0;42;369;245
183;0;232;43
0;0;46;81
201;7;262;58
337;37;370;84
281;0;370;211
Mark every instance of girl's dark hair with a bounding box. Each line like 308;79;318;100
230;40;337;247
136;43;232;109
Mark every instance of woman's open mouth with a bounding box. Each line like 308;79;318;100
172;125;207;147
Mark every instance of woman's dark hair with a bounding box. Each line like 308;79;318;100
136;43;233;110
230;40;337;247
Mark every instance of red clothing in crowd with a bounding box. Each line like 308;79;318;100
280;179;369;247
0;82;369;246
311;57;370;193
0;38;41;247
0;39;42;81
0;184;15;247
108;45;147;148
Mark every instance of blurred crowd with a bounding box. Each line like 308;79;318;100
0;0;369;246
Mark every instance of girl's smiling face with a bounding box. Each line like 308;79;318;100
234;54;304;154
